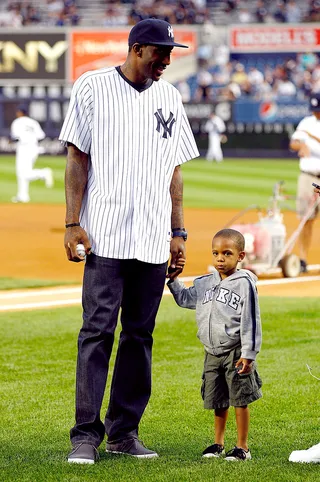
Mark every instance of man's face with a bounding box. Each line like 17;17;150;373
313;110;320;120
211;236;245;279
139;45;173;81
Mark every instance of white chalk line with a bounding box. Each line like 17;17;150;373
0;272;320;312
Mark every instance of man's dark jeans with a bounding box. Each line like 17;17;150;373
70;254;167;447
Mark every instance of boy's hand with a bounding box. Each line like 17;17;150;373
235;358;253;375
166;253;186;281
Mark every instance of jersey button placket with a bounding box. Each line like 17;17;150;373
132;93;141;259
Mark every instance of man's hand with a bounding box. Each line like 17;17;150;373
235;357;253;375
167;237;186;280
64;226;91;262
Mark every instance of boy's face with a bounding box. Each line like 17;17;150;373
211;236;245;279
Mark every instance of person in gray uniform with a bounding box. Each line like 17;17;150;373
168;228;262;461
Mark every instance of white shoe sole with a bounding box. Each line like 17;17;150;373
106;449;158;458
225;456;251;461
68;457;95;464
202;453;224;458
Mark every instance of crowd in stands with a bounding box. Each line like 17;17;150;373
1;0;320;27
178;51;320;103
0;1;81;27
223;0;320;24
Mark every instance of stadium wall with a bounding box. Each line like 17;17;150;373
1;24;319;157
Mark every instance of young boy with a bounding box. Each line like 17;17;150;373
168;228;262;461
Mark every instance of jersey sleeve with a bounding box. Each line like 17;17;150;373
59;73;93;154
176;105;200;166
291;117;310;142
167;278;198;309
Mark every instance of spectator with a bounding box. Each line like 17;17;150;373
194;69;214;102
103;5;128;26
255;0;268;22
231;63;249;89
55;9;66;25
285;0;302;23
274;1;286;22
238;7;254;23
274;76;297;97
176;80;192;103
247;67;264;90
308;0;320;21
67;3;80;25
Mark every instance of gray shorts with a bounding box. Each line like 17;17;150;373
296;172;320;219
201;346;262;410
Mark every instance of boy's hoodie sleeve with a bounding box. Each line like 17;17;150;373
167;278;197;309
240;279;262;360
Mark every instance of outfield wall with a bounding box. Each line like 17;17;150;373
0;24;319;157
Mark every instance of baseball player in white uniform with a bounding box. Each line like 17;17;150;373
289;93;320;272
204;112;227;162
59;19;199;464
10;105;53;203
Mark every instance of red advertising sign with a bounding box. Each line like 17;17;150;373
70;30;196;82
230;25;320;52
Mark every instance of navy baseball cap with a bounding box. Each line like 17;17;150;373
16;104;28;115
310;94;320;111
128;19;188;48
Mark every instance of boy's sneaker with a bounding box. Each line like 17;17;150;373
289;442;320;463
202;443;225;458
225;446;251;461
67;443;99;464
106;437;158;458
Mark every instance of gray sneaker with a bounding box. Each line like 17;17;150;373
106;437;158;458
67;443;99;464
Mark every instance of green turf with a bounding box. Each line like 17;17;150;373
0;296;319;481
0;155;300;209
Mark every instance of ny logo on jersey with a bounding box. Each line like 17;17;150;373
168;26;174;38
154;108;176;139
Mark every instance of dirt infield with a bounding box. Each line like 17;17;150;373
1;204;320;297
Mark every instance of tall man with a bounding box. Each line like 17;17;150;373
59;18;199;464
10;105;53;203
290;93;320;272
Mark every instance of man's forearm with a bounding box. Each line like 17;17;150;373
289;139;301;152
170;166;184;229
65;144;89;223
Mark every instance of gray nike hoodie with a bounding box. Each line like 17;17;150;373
168;269;262;360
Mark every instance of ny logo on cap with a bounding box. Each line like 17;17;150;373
154;108;176;139
168;25;174;38
311;98;318;106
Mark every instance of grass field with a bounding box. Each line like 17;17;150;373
0;154;299;209
1;154;319;481
0;296;319;482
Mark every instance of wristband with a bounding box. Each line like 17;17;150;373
171;229;187;241
65;222;80;228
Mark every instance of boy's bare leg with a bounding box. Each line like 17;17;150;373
214;407;228;445
235;405;249;450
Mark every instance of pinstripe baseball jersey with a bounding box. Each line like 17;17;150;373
59;67;199;263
